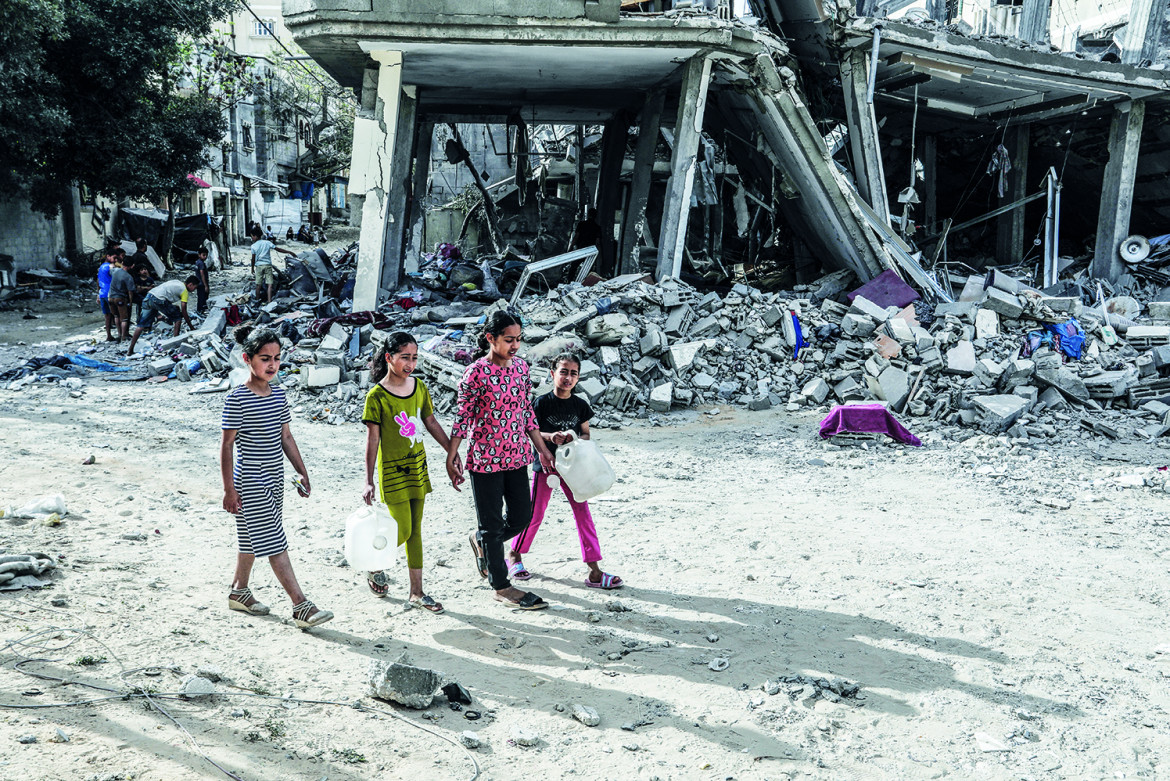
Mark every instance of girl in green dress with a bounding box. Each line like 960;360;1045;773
361;332;460;612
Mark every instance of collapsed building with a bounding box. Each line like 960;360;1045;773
282;0;1170;305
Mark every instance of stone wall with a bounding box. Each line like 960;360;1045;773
0;197;65;270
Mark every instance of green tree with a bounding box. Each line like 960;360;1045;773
257;55;356;182
0;0;239;218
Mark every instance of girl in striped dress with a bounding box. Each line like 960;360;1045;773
220;326;333;629
361;332;458;612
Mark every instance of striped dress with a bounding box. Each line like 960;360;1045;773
222;384;292;557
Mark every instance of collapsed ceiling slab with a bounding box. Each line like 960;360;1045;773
285;0;895;286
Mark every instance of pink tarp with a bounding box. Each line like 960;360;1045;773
818;403;922;446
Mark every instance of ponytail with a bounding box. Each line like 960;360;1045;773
370;331;417;383
475;310;522;358
234;325;280;357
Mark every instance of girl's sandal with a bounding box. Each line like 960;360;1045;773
291;600;334;630
367;571;389;597
228;587;270;616
508;561;532;581
408;594;445;613
584;572;623;590
468;532;488;579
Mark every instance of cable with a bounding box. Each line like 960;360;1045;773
1;625;480;781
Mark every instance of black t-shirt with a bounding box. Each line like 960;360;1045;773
533;392;593;472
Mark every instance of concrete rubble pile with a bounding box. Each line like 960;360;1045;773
176;267;1170;444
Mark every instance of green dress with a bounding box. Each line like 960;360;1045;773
362;380;434;506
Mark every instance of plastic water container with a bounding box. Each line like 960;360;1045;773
344;505;400;571
554;437;615;502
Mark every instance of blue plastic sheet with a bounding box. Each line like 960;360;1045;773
65;354;132;373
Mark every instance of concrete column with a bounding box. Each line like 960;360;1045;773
995;124;1029;265
351;51;403;313
840;47;890;224
619;90;665;276
595;113;631;278
379;86;417;291
405;121;434;274
1122;0;1163;64
656;56;712;281
922;134;937;234
1019;0;1050;44
1092;100;1146;281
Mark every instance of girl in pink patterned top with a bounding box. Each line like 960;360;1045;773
448;311;555;610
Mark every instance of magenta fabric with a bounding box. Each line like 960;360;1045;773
818;404;923;446
511;471;602;563
452;356;539;473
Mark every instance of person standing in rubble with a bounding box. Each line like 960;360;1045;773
506;353;623;590
447;311;556;610
107;254;135;342
96;248;115;341
359;332;456;613
249;226;297;303
220;326;333;629
193;246;211;315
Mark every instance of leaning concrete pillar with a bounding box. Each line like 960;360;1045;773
405;121;434;274
995;124;1029;265
351;51;404;313
841;47;890;224
379;86;417;291
1092;100;1146;281
656;56;712;281
620;90;665;276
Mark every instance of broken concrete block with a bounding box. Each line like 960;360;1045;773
639;327;668;357
877;366;910;410
933;301;976;321
576;377;607;402
849;294;889;321
1136;353;1156;378
1083;369;1137;399
157;333;191;353
664;304;694;337
1013;385;1039;408
912;327;934;351
599;346;621;368
1041;297;1083;315
974;308;999;339
999;358;1035;390
1142;399;1170;417
917;345;943;368
1037;386;1069;410
834;376;864;402
585;313;634;345
691;371;717;390
578;360;601;380
600;378;637;410
1149;301;1170;321
1033;367;1089;403
305;365;341;388
632;355;661;376
367;654;443;709
690;314;722;338
972;394;1028;432
973;358;1005;388
762;305;786;327
885;318;915;343
648;382;673;412
841;313;876;337
197;308;227;337
319;334;346;351
801;377;830;404
980;288;1024;319
1153;345;1170;370
668;340;711;371
945;341;977;374
149;357;174;376
873;334;901;359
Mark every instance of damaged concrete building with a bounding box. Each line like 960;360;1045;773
282;0;1169;311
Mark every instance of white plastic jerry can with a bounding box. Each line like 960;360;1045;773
344;504;400;571
554;436;616;502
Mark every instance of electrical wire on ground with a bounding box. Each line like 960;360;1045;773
1;626;480;781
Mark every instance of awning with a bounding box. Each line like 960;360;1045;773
187;174;212;188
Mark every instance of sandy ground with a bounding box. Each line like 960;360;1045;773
2;250;1170;780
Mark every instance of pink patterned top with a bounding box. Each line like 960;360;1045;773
452;356;539;473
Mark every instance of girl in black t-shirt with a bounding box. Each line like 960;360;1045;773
507;354;623;589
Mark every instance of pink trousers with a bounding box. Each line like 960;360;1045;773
511;471;601;563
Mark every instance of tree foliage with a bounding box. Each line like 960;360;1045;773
257;55;356;181
0;0;240;216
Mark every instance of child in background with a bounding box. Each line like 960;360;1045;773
193;247;210;315
97;249;114;341
361;332;456;613
220;326;333;630
447;311;556;610
507;353;623;589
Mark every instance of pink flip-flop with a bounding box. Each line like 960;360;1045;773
509;561;532;581
585;572;623;590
